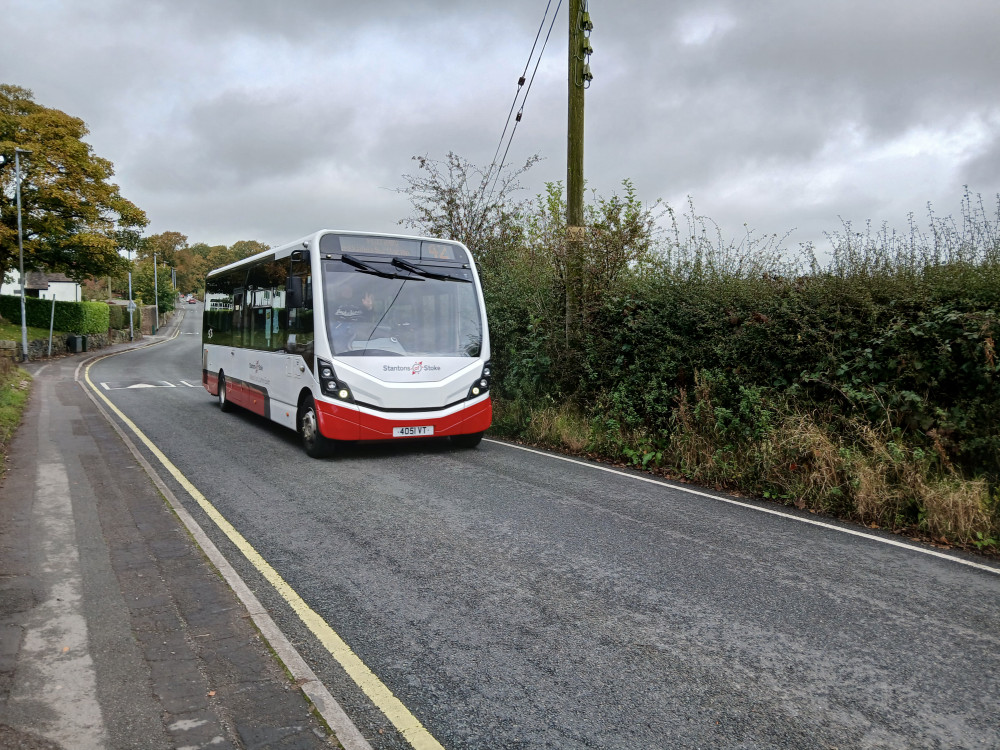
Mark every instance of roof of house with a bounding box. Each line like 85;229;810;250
24;272;77;290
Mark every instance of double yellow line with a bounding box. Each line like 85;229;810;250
83;349;444;750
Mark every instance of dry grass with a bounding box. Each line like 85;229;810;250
491;398;591;453
919;478;993;542
770;412;843;504
523;404;591;452
772;413;996;542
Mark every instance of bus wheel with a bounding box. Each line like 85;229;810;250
218;372;232;412
299;397;334;458
451;431;484;449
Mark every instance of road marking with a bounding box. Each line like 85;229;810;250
100;381;176;390
487;439;1000;576
81;357;443;750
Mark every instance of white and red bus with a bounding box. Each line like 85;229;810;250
202;230;492;457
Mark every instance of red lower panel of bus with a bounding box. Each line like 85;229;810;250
205;369;491;441
204;372;269;418
316;397;492;441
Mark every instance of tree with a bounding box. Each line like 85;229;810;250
170;238;268;296
132;259;175;314
227;240;269;264
140;230;188;265
398;151;538;266
0;84;147;283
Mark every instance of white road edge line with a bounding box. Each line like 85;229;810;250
485;439;1000;576
76;339;374;750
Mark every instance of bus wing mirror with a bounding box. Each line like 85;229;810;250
285;275;304;308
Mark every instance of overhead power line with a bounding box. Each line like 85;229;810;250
481;0;563;207
487;0;554;173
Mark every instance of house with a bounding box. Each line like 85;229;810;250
1;271;81;301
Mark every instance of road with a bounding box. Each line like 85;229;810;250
86;304;1000;750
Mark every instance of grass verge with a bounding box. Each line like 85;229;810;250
491;396;1000;558
0;358;31;480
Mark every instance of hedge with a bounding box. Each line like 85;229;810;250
0;294;110;334
579;267;1000;481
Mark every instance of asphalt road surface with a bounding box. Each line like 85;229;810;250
86;304;1000;750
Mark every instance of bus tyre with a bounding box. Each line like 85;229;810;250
451;431;484;449
218;372;232;412
299;397;334;458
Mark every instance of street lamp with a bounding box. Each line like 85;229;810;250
153;251;159;334
127;246;134;341
15;148;32;362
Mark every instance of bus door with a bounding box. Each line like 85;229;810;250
284;253;314;378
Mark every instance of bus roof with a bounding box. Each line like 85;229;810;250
205;230;470;278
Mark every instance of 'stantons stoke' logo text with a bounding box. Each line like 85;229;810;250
381;362;443;375
249;361;264;373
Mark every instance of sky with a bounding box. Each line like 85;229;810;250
4;0;1000;257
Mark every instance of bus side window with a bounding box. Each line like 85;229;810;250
231;290;244;348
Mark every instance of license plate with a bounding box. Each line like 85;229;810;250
392;425;434;437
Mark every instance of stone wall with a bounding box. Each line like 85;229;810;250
1;328;139;360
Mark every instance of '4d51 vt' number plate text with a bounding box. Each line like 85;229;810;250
393;425;434;437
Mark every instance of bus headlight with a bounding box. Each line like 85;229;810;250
317;358;353;402
467;360;492;400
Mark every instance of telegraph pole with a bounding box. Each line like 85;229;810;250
566;0;592;345
567;0;585;231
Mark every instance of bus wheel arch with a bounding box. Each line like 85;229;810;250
298;393;335;459
218;371;232;412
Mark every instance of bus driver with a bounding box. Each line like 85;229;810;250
330;280;376;353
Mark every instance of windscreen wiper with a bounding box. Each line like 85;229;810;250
340;253;409;279
391;257;471;282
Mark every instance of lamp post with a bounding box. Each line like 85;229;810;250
15;148;32;362
127;247;134;341
153;252;159;334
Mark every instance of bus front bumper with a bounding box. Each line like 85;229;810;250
315;396;492;441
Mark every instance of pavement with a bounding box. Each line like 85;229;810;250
0;316;362;749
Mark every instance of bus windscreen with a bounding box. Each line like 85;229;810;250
324;261;482;358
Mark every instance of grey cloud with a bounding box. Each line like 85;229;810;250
960;133;1000;188
4;0;1000;253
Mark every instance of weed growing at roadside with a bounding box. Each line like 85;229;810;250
0;358;31;478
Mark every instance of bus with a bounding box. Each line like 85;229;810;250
201;230;492;457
